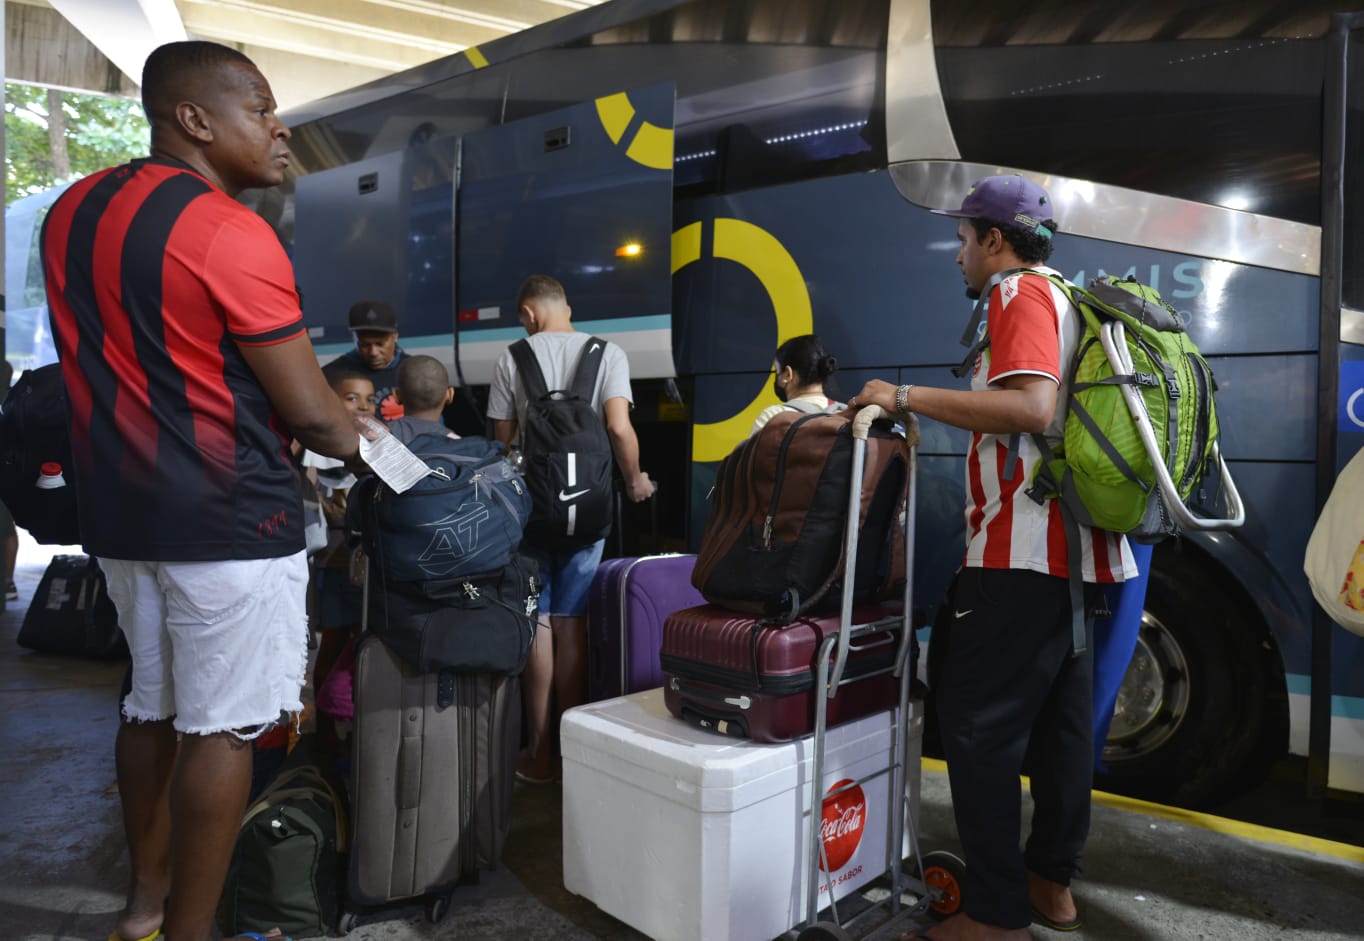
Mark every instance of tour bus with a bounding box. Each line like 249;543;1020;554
7;0;1363;810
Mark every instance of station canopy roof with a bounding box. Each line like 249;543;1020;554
4;0;608;111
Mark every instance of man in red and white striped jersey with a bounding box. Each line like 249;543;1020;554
43;41;360;941
849;175;1136;941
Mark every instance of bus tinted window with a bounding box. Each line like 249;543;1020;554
935;37;1327;225
1345;29;1364;311
284;0;888;199
23;206;50;308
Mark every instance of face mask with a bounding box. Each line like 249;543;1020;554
774;367;790;402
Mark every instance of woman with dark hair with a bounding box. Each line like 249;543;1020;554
750;334;842;435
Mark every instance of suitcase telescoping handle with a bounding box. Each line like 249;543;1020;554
829;406;920;693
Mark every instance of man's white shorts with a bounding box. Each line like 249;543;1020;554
99;552;310;739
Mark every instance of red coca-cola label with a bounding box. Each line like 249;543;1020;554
818;778;866;872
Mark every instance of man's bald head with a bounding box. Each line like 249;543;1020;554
141;41;257;133
139;40;291;197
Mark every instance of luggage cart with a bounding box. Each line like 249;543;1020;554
792;406;963;941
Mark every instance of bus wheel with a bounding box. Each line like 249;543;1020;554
1095;549;1275;807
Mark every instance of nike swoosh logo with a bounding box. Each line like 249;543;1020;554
558;488;590;501
589;342;602;353
954;609;974;619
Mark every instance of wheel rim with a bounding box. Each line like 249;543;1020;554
1103;613;1192;763
924;865;962;915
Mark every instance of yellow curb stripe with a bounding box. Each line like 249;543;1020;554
920;757;1364;864
465;46;488;69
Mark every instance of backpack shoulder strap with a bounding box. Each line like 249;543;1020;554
510;338;550;401
952;266;1037;378
569;336;608;400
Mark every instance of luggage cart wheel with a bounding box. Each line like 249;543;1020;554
426;893;451;923
338;909;360;934
919;850;966;919
796;922;854;941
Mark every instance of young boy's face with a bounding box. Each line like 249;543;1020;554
335;378;376;416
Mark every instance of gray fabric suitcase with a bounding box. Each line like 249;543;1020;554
347;634;519;916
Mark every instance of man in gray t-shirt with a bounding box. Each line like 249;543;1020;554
487;274;654;782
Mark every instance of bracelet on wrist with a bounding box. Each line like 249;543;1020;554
895;383;915;416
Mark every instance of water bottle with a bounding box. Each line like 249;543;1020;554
35;462;66;489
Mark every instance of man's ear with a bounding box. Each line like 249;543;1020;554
444;386;455;407
985;226;1007;256
176;101;213;143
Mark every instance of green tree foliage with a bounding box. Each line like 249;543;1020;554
5;83;149;205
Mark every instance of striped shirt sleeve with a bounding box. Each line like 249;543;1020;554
202;208;306;346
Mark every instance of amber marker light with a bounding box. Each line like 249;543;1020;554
615;242;643;258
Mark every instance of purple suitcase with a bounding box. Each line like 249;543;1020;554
587;554;705;702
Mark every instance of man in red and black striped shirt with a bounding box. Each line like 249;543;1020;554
43;41;360;941
851;177;1135;941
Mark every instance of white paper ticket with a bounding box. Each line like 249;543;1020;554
356;428;431;494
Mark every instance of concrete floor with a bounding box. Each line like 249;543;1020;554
2;535;1363;941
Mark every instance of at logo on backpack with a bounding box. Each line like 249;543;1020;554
417;502;495;577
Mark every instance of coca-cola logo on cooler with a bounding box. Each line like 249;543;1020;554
818;778;866;872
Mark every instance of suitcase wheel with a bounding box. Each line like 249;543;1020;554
918;849;966;919
338;909;360;935
796;922;853;941
426;893;452;923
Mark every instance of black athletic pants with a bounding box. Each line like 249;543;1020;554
934;566;1096;930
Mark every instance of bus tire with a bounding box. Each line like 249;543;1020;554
1094;545;1279;807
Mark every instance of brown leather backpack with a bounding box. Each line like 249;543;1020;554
691;410;909;622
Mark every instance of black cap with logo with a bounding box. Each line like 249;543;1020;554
347;299;399;333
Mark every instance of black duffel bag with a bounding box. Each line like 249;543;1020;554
366;553;541;676
17;554;127;659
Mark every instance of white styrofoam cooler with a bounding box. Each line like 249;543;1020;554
562;688;923;941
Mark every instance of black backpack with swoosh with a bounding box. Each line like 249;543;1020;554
511;336;614;552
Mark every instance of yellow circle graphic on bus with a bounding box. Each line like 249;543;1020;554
672;218;813;463
595;92;673;170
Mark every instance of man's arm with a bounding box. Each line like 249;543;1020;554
848;374;1058;435
493;419;517;449
603;397;655;502
238;336;359;461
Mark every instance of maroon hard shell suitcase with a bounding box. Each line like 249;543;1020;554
587;554;705;702
659;603;903;742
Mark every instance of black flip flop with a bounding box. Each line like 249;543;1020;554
1031;904;1084;932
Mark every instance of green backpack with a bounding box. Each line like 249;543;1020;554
955;270;1243;652
218;752;347;938
1031;273;1221;541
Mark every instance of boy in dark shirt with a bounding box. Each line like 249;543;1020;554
385;355;458;444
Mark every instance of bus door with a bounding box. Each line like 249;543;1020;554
1314;11;1364;795
292;138;460;374
453;82;676;387
455;83;682;551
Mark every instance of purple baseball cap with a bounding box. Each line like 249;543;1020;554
931;175;1055;238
